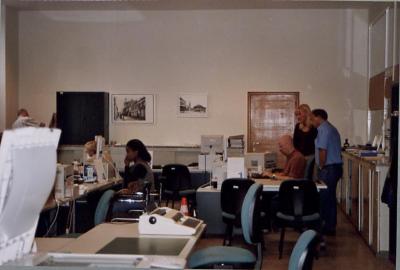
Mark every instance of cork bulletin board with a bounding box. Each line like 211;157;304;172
247;92;299;167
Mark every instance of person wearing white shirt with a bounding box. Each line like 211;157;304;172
12;109;44;129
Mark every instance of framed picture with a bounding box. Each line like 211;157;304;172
178;93;208;118
112;94;155;124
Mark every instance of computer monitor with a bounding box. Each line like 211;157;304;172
200;135;224;154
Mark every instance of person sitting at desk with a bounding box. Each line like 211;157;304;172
84;140;113;165
12;109;45;129
118;139;154;195
262;135;306;180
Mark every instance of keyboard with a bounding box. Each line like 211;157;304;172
182;218;200;228
153;208;167;216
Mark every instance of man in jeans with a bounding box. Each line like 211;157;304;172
311;109;343;235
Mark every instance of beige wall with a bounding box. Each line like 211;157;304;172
5;7;18;128
18;8;369;146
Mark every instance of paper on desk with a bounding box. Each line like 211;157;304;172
227;157;247;179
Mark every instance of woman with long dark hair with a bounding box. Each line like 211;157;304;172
119;139;154;194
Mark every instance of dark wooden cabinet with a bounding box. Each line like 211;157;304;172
57;92;109;145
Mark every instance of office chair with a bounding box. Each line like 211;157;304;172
94;189;115;226
275;180;321;259
159;164;196;210
220;178;255;246
289;230;319;270
62;189;115;238
188;183;263;270
304;157;315;181
110;182;152;222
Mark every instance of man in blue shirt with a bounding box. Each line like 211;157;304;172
311;109;343;235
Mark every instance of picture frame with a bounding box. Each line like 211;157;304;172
178;93;208;118
112;94;155;124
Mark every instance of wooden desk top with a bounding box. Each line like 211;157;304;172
197;179;327;192
35;238;75;253
58;222;206;259
254;178;327;191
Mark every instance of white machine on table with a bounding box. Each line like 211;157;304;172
54;164;73;200
245;151;277;172
0;127;61;265
139;207;204;236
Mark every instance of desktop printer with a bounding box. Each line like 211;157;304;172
139;207;203;236
245;152;277;171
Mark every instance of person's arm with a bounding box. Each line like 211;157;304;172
318;148;327;169
123;163;147;191
315;127;328;169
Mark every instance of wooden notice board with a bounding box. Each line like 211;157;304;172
247;92;299;167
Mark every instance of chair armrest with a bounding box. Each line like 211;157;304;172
128;209;144;213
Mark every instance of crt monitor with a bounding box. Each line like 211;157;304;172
201;135;224;154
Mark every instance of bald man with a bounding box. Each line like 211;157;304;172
263;135;307;180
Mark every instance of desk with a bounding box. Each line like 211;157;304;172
254;178;327;191
153;167;210;189
58;222;206;259
38;178;123;236
196;187;225;235
42;178;123;211
341;152;389;254
12;223;205;269
35;238;75;253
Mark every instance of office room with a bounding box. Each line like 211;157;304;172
0;0;399;269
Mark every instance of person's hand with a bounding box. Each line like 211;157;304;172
262;170;272;178
124;157;130;167
117;189;130;195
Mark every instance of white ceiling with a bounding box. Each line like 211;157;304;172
4;0;385;11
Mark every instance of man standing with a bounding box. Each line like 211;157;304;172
311;109;343;235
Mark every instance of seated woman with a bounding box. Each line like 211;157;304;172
119;139;154;195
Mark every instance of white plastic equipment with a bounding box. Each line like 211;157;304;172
0;128;61;265
139;207;203;236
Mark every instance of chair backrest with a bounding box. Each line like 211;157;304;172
94;189;115;226
241;183;263;245
161;164;192;191
304;157;315;181
288;230;319;270
221;178;255;224
278;180;319;219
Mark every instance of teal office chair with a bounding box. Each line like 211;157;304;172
62;189;115;238
188;183;263;269
94;189;116;226
288;230;319;270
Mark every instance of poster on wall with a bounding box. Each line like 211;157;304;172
178;93;208;118
112;94;155;124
